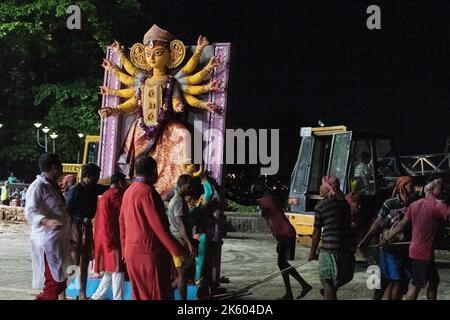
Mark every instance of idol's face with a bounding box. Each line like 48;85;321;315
145;45;170;69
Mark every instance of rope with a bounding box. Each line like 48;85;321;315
366;241;410;248
216;260;312;300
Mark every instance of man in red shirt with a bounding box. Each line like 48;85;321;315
119;156;187;300
252;182;312;300
91;173;128;300
385;177;450;300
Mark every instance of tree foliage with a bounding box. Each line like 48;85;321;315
0;0;150;179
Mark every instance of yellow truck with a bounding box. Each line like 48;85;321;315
62;135;100;181
286;125;405;246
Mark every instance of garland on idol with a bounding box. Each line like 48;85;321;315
136;76;175;141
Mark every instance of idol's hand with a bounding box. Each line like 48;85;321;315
206;80;222;92
111;40;122;53
208;55;222;69
173;102;184;113
98;107;118;118
203;102;220;113
99;86;113;96
197;35;209;50
101;59;113;71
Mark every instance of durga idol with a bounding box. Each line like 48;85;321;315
99;24;222;198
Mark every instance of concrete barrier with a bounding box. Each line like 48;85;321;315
224;211;271;234
0;207;273;235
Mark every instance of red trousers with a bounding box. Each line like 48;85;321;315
35;255;66;300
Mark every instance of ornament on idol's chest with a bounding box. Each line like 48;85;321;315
142;80;163;126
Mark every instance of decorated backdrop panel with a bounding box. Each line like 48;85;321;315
99;43;231;186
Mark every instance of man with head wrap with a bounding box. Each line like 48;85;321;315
308;175;355;300
358;176;417;300
385;176;450;300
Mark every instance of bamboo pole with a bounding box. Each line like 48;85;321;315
216;260;312;300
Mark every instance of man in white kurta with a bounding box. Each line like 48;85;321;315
25;153;71;300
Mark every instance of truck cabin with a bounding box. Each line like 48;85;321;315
62;135;100;182
288;126;403;215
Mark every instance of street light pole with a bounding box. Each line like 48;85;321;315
42;127;50;153
77;133;84;164
50;133;58;153
34;123;46;150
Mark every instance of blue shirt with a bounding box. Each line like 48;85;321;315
8;176;17;184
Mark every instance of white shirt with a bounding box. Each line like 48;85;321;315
354;162;370;177
25;175;71;289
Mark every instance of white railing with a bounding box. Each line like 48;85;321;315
378;153;450;176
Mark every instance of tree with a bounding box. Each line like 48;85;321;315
0;0;150;180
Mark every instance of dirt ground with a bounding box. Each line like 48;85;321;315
1;222;450;300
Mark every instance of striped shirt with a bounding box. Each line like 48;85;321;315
314;197;355;252
378;196;404;220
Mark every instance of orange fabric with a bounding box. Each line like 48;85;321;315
120;120;191;199
392;176;413;200
151;121;191;198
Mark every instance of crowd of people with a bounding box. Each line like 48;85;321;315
0;172;27;207
22;151;450;301
251;174;450;300
24;153;220;300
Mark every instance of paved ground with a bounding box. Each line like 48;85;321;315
0;223;37;300
1;222;450;300
220;234;450;300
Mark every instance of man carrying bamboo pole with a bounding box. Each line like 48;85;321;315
358;176;417;300
252;182;312;300
384;176;450;300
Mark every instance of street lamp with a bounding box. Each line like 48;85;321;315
41;127;50;152
34;123;48;152
0;123;3;129
49;132;58;153
318;120;325;127
77;133;84;164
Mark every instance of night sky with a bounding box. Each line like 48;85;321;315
139;0;450;181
